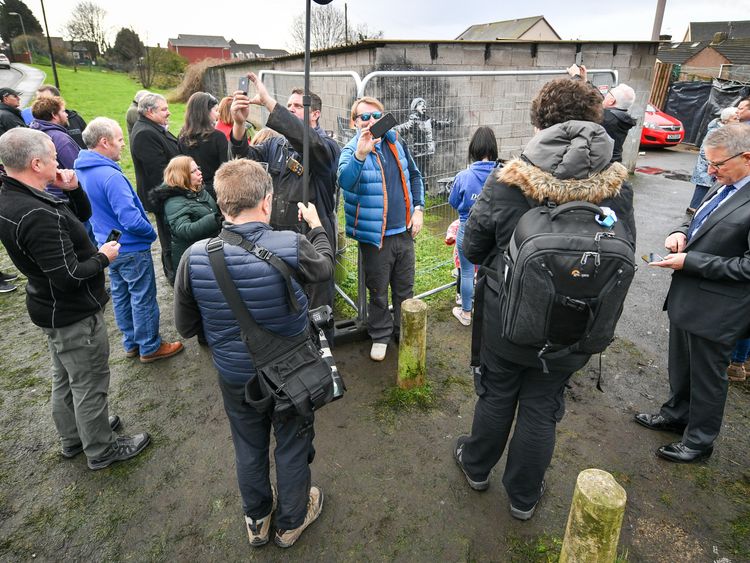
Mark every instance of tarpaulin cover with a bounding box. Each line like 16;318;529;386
665;79;750;146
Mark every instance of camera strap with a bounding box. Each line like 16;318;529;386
218;228;300;313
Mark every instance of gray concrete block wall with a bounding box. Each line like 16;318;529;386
206;40;656;170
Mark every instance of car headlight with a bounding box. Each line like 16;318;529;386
643;121;659;130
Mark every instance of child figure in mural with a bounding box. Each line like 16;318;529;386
395;98;452;192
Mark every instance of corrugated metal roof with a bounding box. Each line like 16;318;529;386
168;35;230;48
687;20;750;41
456;16;559;41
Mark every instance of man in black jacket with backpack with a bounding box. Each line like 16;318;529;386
453;79;635;521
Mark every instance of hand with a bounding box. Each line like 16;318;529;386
297;202;322;230
355;129;377;161
53;169;79;191
98;241;120;262
247;72;276;111
651;253;686;270
230;92;250;125
665;232;687;253
409;208;424;238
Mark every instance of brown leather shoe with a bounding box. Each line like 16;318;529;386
727;361;746;382
140;341;184;363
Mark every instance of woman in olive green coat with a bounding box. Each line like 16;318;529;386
151;156;222;272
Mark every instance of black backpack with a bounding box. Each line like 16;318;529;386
499;201;635;369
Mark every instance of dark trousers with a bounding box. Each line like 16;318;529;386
218;376;315;529
360;231;415;343
153;211;175;284
461;357;571;511
660;322;734;449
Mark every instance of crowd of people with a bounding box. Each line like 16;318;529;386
0;68;749;549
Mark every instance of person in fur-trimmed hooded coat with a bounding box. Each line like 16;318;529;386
453;78;635;521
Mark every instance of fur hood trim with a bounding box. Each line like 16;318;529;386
495;158;628;205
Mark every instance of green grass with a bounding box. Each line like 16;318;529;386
28;63;186;184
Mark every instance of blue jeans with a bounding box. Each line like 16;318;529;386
456;221;476;312
689;185;710;210
108;249;161;355
218;376;315;529
732;338;750;363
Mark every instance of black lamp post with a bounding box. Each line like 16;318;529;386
39;0;60;90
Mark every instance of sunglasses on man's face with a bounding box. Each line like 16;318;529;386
356;111;383;122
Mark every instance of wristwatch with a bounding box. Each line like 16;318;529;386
414;205;425;212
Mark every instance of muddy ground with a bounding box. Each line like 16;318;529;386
1;167;749;562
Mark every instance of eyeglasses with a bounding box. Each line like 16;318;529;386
356;111;383;122
707;152;745;170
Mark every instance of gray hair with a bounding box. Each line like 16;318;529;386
134;89;151;103
82;117;121;149
137;93;166;116
0;128;55;170
720;107;738;124
215;159;272;217
704;123;750;154
609;84;636;110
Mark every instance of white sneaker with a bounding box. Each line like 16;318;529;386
452;307;471;327
370;342;387;361
455;293;462;305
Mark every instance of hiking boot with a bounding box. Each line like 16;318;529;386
727;361;746;382
140;341;184;363
0;271;18;283
370;342;387;362
61;415;122;458
452;306;471;326
245;486;277;547
0;280;17;293
87;433;150;470
510;481;546;521
453;435;489;491
274;486;323;548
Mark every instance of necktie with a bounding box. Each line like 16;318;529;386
688;184;737;240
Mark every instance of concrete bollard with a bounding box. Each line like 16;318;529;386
397;298;427;389
559;469;627;563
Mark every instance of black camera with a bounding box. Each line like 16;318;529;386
308;305;345;400
309;305;334;331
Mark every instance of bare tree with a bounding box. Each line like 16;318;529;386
64;1;109;60
289;4;381;52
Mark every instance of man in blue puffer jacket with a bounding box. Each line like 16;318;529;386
338;96;425;361
173;159;333;549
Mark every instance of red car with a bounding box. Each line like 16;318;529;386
640;104;685;147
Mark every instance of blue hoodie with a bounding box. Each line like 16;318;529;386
448;160;497;221
74;150;156;253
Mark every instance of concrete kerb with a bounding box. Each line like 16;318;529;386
9;63;46;107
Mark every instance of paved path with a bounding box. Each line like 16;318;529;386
0;63;46;106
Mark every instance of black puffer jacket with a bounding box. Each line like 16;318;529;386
602;108;637;163
463;121;635;371
0;103;26;137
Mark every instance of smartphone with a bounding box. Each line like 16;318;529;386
105;229;122;243
575;52;583;67
640;252;663;263
368;112;398;139
238;76;249;95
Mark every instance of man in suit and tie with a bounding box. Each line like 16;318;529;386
130;93;181;283
635;124;750;463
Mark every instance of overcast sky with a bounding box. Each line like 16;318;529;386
26;0;750;52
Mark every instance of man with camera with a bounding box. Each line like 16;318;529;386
338;96;425;361
0;128;151;470
173;159;333;548
229;73;339;318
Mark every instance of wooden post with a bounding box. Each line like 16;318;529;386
397;298;427;389
560;469;627;563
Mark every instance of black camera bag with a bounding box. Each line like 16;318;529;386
207;230;335;420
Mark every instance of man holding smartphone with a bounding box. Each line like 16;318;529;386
229;74;340;323
338;97;425;361
0;128;150;470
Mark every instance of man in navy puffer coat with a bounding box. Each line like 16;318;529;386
174;159;333;549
